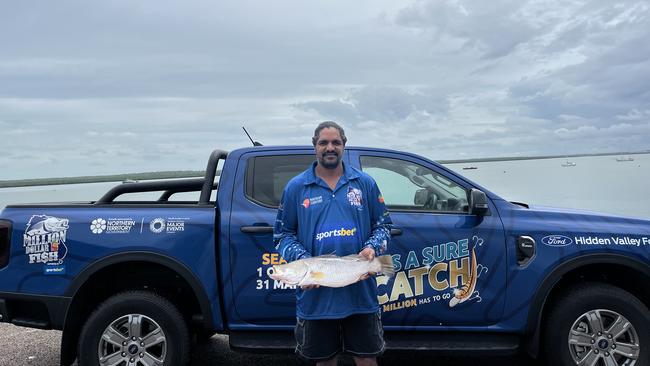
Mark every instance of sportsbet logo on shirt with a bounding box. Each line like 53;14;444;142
315;226;358;242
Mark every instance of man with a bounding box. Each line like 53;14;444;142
274;121;392;366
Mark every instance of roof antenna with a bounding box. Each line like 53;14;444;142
242;126;263;146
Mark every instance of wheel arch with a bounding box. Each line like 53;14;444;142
60;252;214;366
524;253;650;358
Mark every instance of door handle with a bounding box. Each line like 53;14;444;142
390;228;403;236
240;225;273;234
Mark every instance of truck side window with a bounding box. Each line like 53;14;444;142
245;155;315;207
360;156;469;213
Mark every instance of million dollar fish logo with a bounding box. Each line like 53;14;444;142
23;215;69;265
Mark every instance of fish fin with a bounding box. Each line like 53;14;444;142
310;271;326;280
315;254;339;259
376;255;395;277
310;250;338;259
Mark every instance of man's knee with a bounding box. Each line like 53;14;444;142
353;356;378;366
316;357;338;366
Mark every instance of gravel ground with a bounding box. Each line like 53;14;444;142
0;323;544;365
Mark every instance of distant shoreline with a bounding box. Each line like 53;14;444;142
0;171;205;188
1;151;647;188
438;150;649;164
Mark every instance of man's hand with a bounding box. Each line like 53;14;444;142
359;247;376;280
359;246;375;261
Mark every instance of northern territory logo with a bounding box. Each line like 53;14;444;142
91;217;136;234
541;235;573;247
90;218;107;234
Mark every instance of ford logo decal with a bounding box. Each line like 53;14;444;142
541;235;573;247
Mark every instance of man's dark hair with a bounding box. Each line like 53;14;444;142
312;121;347;146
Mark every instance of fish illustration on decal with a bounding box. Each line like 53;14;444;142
449;246;479;308
25;216;69;236
23;215;70;265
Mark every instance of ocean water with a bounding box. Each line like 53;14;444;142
1;154;648;219
445;154;650;219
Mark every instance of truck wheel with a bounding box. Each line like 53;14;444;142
78;291;189;366
545;283;648;366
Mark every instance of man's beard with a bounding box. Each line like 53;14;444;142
319;152;340;169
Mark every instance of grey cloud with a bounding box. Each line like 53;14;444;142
296;86;449;124
617;109;650;121
1;1;649;179
0;92;322;179
510;31;650;124
295;100;359;124
0;1;429;99
394;0;534;59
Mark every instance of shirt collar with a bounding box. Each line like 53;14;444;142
303;161;359;186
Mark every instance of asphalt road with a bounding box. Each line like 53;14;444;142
0;323;544;365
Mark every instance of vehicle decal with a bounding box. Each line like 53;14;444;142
256;237;491;312
449;246;479;307
149;218;166;233
574;235;649;247
44;265;66;275
90;218;107;234
541;235;650;247
149;217;188;234
90;217;137;234
23;215;69;266
377;236;489;313
541;235;573;247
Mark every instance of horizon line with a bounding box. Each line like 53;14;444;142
1;150;648;188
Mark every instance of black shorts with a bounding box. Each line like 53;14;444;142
294;311;385;361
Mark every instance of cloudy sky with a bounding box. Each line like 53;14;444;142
2;0;649;179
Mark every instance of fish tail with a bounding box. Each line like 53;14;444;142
376;255;395;277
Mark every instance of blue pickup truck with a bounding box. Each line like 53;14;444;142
1;146;648;366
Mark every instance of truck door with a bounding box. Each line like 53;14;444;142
349;150;506;326
227;150;326;326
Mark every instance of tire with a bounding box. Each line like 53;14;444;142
78;291;190;366
545;283;649;366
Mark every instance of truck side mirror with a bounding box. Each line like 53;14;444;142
469;189;490;216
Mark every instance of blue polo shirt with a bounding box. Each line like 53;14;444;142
274;161;392;319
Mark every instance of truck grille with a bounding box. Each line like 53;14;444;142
0;220;11;268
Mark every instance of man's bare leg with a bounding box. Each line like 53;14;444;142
353;356;377;366
316;356;338;366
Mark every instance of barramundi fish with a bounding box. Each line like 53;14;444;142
269;254;395;288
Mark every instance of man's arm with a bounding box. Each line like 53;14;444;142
273;186;311;262
361;181;393;257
